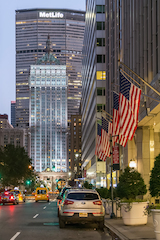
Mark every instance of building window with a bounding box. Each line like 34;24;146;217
97;55;102;63
97;88;102;96
96;5;105;13
96;5;102;13
103;22;105;30
97;22;102;30
97;38;102;46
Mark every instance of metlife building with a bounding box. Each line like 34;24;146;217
15;9;85;129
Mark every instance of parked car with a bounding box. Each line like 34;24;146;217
57;186;72;216
1;191;19;205
35;187;49;202
10;189;25;202
58;189;105;229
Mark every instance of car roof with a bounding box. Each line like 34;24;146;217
66;188;98;193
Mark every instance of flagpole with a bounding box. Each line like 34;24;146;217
110;134;115;219
120;62;160;97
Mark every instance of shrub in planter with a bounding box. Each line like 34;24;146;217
145;154;160;240
96;188;109;199
116;166;148;225
116;166;147;200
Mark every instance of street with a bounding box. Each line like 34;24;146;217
0;198;112;240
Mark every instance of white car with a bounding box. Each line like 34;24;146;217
58;189;105;229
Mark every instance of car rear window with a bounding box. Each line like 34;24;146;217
37;190;46;194
67;192;99;200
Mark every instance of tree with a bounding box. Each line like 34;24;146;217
0;144;34;187
149;153;160;197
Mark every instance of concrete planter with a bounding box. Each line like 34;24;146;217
121;202;148;225
151;209;160;240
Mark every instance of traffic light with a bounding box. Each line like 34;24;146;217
26;180;30;185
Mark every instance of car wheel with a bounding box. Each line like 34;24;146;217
17;201;19;205
57;209;59;217
2;203;5;205
35;200;38;202
48;199;49;202
59;216;65;228
98;220;104;230
13;201;16;205
23;199;25;202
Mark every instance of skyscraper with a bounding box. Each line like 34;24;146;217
81;0;106;187
11;101;16;128
16;8;85;129
29;36;68;173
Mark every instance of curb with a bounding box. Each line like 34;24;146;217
104;221;129;240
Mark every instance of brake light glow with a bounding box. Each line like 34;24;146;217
47;194;49;198
10;196;14;200
63;211;74;214
64;200;74;205
5;192;8;195
93;200;102;205
92;212;103;214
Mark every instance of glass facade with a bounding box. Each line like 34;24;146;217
16;9;85;128
29;65;67;172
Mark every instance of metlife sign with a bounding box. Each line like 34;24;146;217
39;12;64;18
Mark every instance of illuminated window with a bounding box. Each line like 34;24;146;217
96;71;106;80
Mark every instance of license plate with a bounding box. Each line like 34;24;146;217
79;213;88;217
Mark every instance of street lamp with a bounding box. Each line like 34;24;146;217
129;159;137;169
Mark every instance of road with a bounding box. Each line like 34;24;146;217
0;198;112;240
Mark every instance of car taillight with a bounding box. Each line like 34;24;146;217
47;194;49;198
10;196;14;200
93;200;102;205
64;200;74;205
5;192;8;195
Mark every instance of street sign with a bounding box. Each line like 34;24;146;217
113;145;120;170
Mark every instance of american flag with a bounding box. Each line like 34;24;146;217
95;124;106;161
112;92;119;147
101;117;112;158
119;73;141;146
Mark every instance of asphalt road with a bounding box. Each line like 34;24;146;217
0;199;112;240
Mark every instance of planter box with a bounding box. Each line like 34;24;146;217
121;202;148;225
151;209;160;240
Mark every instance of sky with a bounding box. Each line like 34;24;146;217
0;0;85;123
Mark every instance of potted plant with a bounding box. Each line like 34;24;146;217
116;166;147;225
146;154;160;240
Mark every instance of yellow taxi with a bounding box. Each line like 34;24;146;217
10;189;25;202
35;187;49;202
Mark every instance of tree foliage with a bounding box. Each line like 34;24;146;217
149;153;160;197
116;166;147;200
0;144;34;187
83;181;93;189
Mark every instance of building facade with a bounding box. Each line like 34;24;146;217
81;0;106;187
70;115;82;179
29;63;67;173
11;101;16;128
15;8;85;130
105;0;160;197
0;114;30;152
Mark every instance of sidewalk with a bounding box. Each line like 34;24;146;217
104;214;156;240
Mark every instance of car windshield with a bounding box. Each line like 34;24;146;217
67;192;99;200
37;190;46;194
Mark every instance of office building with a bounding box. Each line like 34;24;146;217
81;0;106;187
29;37;68;172
70;115;82;179
105;0;160;194
11;101;16;128
15;8;85;130
0;114;30;152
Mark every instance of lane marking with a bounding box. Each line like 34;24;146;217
33;214;39;218
43;206;46;209
10;232;21;240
